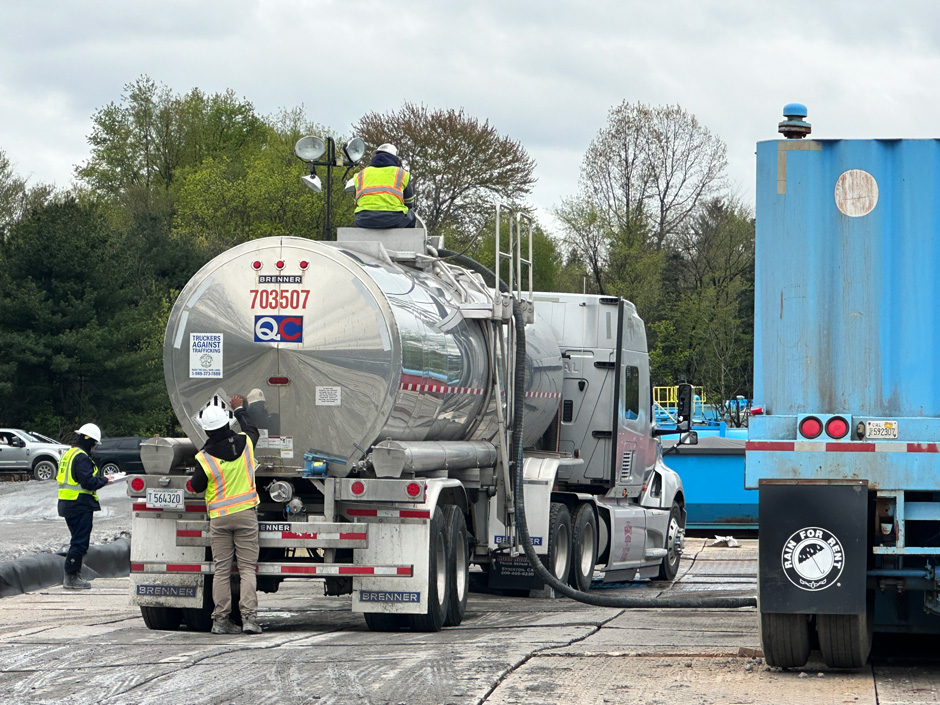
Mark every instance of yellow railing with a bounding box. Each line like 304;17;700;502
653;385;706;423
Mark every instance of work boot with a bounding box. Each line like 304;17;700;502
211;617;241;634
63;573;91;590
241;618;262;634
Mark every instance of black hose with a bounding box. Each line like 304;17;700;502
509;301;755;609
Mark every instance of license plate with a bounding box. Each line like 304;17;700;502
866;420;898;439
146;488;184;510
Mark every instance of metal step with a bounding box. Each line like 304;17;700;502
175;520;369;549
131;561;412;577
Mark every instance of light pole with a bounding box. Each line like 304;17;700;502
294;135;366;240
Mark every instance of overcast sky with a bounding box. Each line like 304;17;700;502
2;1;938;233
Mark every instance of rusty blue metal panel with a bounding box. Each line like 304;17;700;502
755;138;940;419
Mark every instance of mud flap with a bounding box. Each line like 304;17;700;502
131;574;205;609
759;480;868;614
353;521;428;614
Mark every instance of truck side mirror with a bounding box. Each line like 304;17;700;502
676;383;694;433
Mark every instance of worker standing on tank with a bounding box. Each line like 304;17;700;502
353;143;417;229
189;394;263;635
58;423;116;589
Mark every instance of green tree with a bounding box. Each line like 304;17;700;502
0;198;169;436
353;104;536;248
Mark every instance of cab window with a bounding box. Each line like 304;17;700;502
622;365;640;421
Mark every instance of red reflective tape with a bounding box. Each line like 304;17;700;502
176;530;203;537
399;510;431;519
826;443;876;452
338;566;374;575
131;562;144;572
397;567;412;575
281;532;317;540
339;532;368;540
281;565;320;574
347;509;378;516
166;564;203;572
908;443;940;453
745;441;795;451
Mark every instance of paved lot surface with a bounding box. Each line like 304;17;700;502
1;538;938;704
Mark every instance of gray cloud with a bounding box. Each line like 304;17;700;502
2;0;939;229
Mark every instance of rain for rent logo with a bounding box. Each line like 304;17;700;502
781;527;845;591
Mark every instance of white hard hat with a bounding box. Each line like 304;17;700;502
197;396;234;432
75;423;102;443
376;143;398;157
247;388;265;405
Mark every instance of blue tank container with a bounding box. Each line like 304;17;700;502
749;110;940;662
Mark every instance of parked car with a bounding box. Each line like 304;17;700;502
91;436;148;475
0;429;70;481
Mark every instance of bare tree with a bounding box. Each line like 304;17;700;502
576;102;727;250
353;104;536;245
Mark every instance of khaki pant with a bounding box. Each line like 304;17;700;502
209;507;259;620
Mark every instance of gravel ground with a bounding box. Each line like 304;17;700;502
0;475;131;563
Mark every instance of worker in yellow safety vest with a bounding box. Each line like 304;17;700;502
57;423;121;589
353;143;417;229
189;394;263;635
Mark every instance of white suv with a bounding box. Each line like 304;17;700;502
0;429;70;481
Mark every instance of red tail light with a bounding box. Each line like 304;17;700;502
276;260;285;270
130;477;145;492
406;482;421;498
351;480;366;496
826;416;849;439
799;416;823;439
185;480;195;493
268;377;290;385
251;260;262;271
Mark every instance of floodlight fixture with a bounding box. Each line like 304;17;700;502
343;137;366;164
295;136;326;162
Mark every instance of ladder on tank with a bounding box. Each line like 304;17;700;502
490;204;535;555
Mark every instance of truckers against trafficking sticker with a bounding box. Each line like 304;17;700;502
781;527;845;591
190;333;223;378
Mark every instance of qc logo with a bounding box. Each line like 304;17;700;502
781;527;844;591
254;315;303;343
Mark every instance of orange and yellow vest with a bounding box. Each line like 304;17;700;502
57;447;101;502
354;166;410;214
196;434;259;519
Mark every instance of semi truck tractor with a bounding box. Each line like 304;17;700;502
749;105;940;667
127;199;694;632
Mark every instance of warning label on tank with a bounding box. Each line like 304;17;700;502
189;333;223;378
316;386;341;406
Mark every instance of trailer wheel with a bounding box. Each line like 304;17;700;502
443;505;469;627
403;506;450;632
568;503;597;592
182;575;241;632
542;503;572;583
817;612;872;668
760;612;812;668
140;606;183;631
655;501;684;581
363;613;406;632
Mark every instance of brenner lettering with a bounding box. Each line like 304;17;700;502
136;585;197;598
359;591;420;603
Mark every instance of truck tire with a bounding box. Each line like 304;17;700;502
542;503;572;583
182;575;242;632
403;506;449;632
760;612;812;668
818;612;872;668
655;501;683;581
568;503;597;592
32;458;57;482
443;505;469;627
140;606;183;631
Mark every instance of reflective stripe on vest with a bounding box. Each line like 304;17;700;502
197;435;259;519
57;447;100;502
355;166;409;213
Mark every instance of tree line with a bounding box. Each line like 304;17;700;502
0;76;753;438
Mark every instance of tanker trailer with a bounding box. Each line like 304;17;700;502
127;223;689;632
